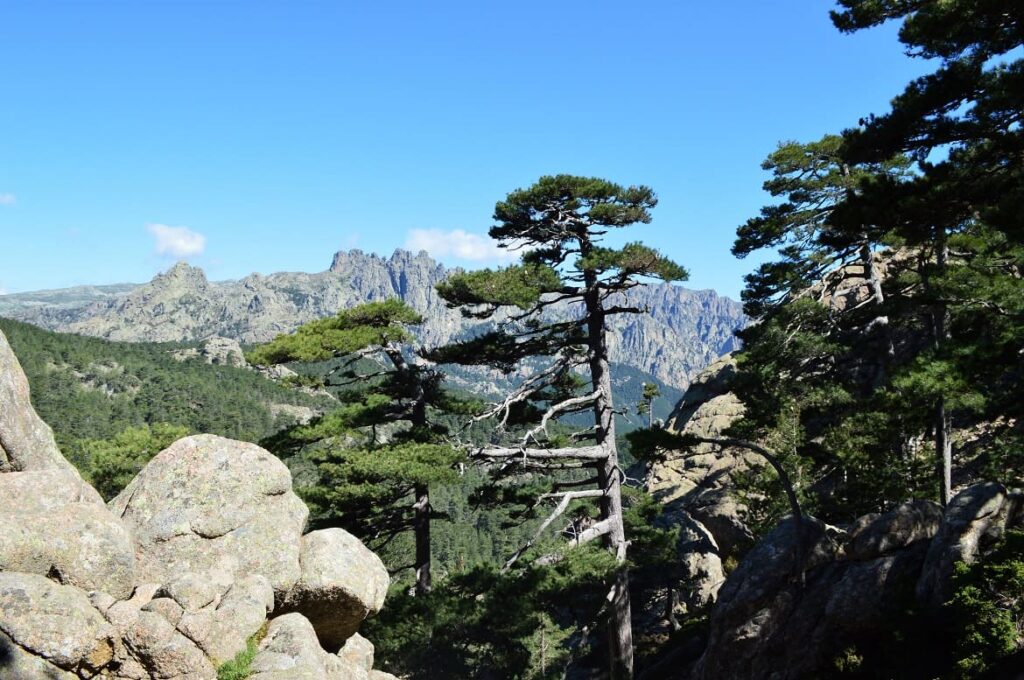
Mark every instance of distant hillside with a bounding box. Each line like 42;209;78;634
0;317;331;454
0;249;745;390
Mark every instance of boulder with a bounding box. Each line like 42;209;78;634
644;355;756;624
0;501;136;599
0;572;118;676
338;633;374;675
279;528;389;650
249;613;364;680
0;632;77;680
111;434;309;597
99;582;217;680
0;330;80;474
0;467;103;514
155;568;274;663
916;482;1022;610
121;610;217;679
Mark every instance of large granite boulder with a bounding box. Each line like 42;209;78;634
0;501;136;599
0;572;119;678
0;329;135;598
279;528;390;650
111;434;309;597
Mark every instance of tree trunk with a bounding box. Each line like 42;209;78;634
387;345;433;594
935;400;952;507
930;239;952;506
585;286;634;679
666;583;680;632
413;483;432;595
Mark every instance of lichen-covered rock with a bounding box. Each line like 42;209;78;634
916;482;1022;611
250;613;363;680
111;434;308;597
0;501;136;599
338;633;374;675
0;632;77;680
0;330;81;475
122;610;218;679
279;528;389;650
0;572;118;676
0;467;103;514
155;568;274;663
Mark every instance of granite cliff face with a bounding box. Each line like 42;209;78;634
1;249;745;390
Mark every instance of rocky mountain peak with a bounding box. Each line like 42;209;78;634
153;261;209;291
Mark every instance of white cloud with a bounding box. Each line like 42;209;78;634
0;193;16;206
147;223;207;258
405;228;516;263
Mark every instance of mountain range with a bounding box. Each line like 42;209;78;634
0;249;745;390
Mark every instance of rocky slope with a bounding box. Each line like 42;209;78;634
0;328;396;680
0;249;745;390
691;483;1022;679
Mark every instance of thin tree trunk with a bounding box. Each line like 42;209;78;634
413;483;432;595
929;238;952;506
666;583;680;631
585;283;634;680
386;345;433;593
935;400;952;506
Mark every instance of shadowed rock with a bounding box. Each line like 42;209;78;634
279;528;390;650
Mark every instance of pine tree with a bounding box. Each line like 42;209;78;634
248;299;463;595
831;0;1024;504
636;382;660;429
429;174;686;679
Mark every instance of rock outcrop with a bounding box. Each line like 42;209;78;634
693;488;1021;679
171;336;247;367
644;355;758;617
0;249;745;390
0;328;395;680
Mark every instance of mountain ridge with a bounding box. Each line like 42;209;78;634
0;249;745;390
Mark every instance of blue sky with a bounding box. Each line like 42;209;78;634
0;1;930;298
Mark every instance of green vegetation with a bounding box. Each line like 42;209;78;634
248;299;466;595
73;423;189;500
216;624;268;680
947;530;1024;677
0;316;329;496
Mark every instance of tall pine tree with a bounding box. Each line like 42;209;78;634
430;175;686;679
248;299;463;595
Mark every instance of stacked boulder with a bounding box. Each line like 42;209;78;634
0;329;396;680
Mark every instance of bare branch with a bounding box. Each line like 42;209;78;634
473;445;609;461
522;390;601;446
502;490;605;572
